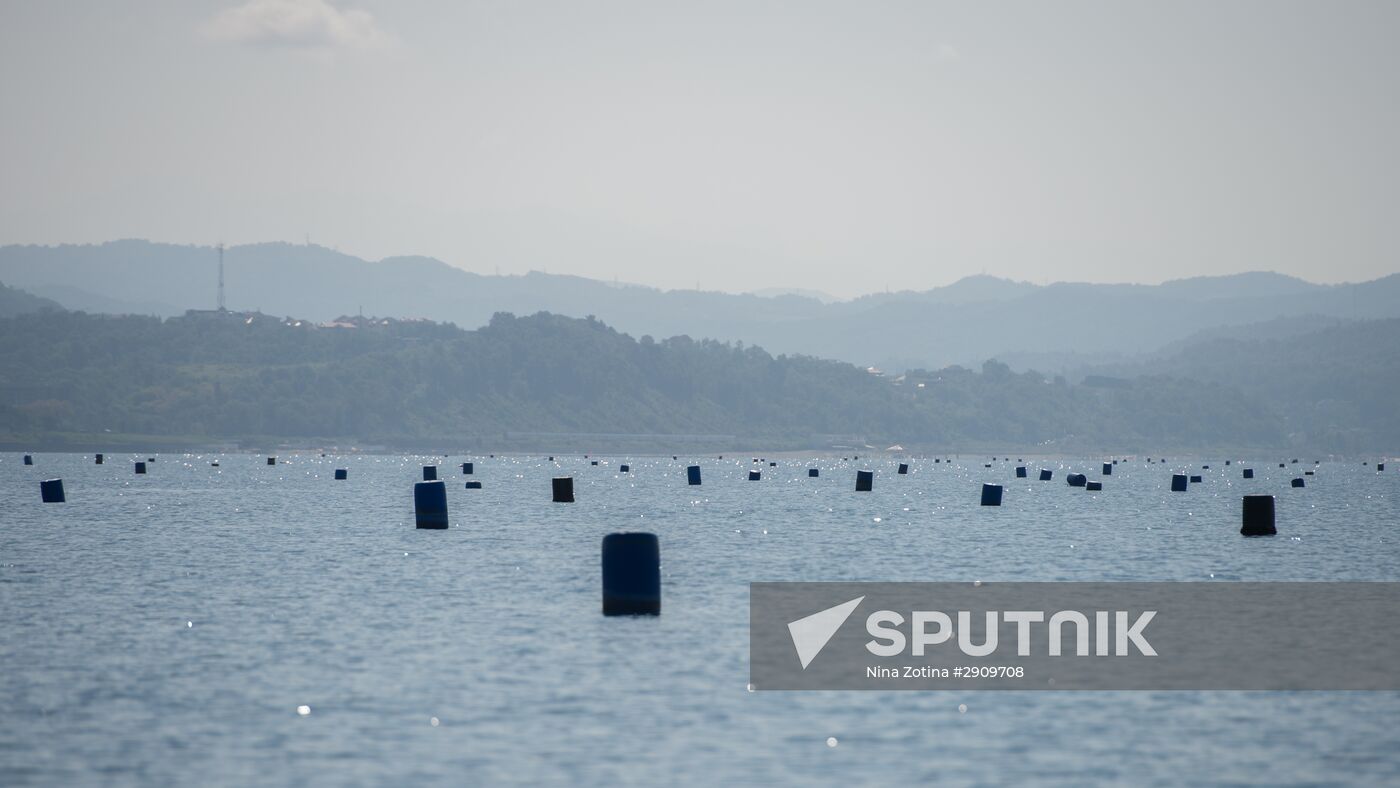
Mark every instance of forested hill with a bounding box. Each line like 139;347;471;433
0;308;1331;452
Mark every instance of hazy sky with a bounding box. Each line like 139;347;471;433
2;1;1397;298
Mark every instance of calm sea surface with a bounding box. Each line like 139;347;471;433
3;452;1399;786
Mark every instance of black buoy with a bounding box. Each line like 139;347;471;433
1016;466;1027;478
1202;465;1210;470
1241;495;1276;536
935;458;941;463
135;461;147;475
95;453;104;465
898;463;909;475
23;454;33;465
769;461;777;467
601;532;660;616
1086;481;1103;491
687;465;702;485
548;456;554;462
40;479;65;503
1039;469;1052;481
553;477;575;502
984;463;992;468
1379;463;1387;472
1225;460;1231;465
808;468;819;478
1305;470;1314;476
1067;473;1087;487
1189;475;1203;484
1291;459;1299;464
334;468;347;480
749;470;761;481
1102;463;1112;476
267;457;276;466
414;480;448;529
1171;474;1188;492
980;483;1003;506
465;481;482;489
855;470;873;491
1243;468;1254;479
591;460;599;466
1279;463;1286;468
1291;478;1305;488
462;462;473;475
620;464;631;473
423;465;437;481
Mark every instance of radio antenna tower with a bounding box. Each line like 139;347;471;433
217;243;226;311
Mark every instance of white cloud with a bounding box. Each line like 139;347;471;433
205;0;392;51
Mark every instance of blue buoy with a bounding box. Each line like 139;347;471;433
135;461;147;475
23;455;33;466
40;478;64;503
553;477;575;502
1243;468;1254;479
601;532;660;616
1016;466;1027;478
1067;473;1087;487
334;468;347;480
1242;495;1276;536
980;483;1003;506
620;464;630;473
1102;463;1112;475
1171;474;1188;492
1291;478;1305;488
1039;469;1052;481
414;480;448;529
749;470;761;481
95;453;104;465
465;481;482;489
687;465;702;485
462;462;473;475
856;470;873;491
1086;481;1103;491
808;468;819;478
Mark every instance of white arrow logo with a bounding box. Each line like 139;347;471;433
788;596;865;669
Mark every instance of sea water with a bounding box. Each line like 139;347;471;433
2;453;1398;785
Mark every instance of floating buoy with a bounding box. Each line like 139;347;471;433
855;470;873;492
23;455;33;466
591;461;599;466
267;457;276;466
135;462;147;475
897;463;909;475
1067;473;1087;487
769;462;776;467
687;465;702;485
1086;481;1102;492
1243;468;1254;479
1171;474;1188;492
95;453;104;465
620;464;631;473
465;481;482;489
1225;460;1231;466
1241;495;1276;536
334;469;347;480
1304;470;1314;476
601;532;660;616
414;480;448;529
749;470;761;481
1016;466;1027;478
1379;463;1387;472
1189;475;1203;484
980;483;1003;506
1102;463;1112;476
1291;478;1304;488
1039;469;1052;481
422;465;438;481
553;477;575;503
808;468;819;478
40;479;64;503
462;462;473;475
1202;465;1210;470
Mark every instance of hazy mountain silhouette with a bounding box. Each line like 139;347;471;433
3;240;1397;373
0;281;63;317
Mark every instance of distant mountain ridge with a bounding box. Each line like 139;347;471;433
2;240;1397;373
